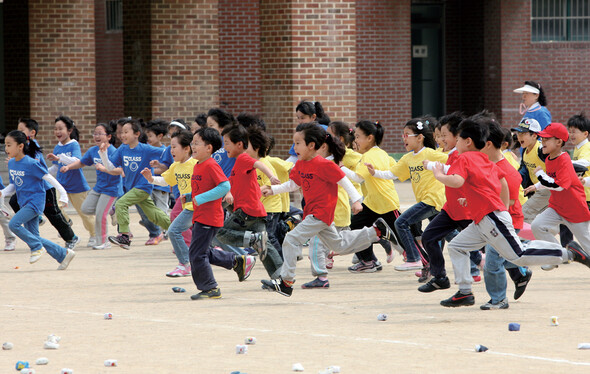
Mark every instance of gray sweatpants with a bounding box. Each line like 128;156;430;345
309;226;349;277
81;190;117;245
448;210;566;292
281;215;377;281
531;207;590;251
522;189;550;224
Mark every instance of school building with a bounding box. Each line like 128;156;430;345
0;0;589;154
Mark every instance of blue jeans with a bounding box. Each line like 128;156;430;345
484;229;525;303
137;204;161;237
9;205;66;263
394;202;439;262
169;209;193;264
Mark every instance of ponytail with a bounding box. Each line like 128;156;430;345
7;130;41;159
328;121;354;148
355;120;384;146
325;133;345;165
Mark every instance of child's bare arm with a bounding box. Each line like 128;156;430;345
253;160;280;184
432;163;464;188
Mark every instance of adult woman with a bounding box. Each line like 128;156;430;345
513;81;551;130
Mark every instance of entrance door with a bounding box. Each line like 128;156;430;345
411;4;444;118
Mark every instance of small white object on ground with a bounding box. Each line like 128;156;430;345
235;344;248;354
60;369;74;374
2;342;13;350
244;337;256;345
35;357;49;365
551;316;559;326
377;313;387;321
20;369;35;374
104;313;113;320
43;341;59;349
327;366;340;373
292;362;305;372
578;343;590;349
104;359;118;367
46;334;61;343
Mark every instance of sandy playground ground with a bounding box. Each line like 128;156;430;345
1;181;590;374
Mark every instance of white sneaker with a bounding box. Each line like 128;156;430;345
394;261;423;271
30;248;46;264
92;242;112;250
4;238;16;251
57;249;76;270
87;237;100;248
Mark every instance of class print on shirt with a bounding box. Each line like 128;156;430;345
9;170;25;187
123;155;142;172
177;173;191;191
409;165;424;184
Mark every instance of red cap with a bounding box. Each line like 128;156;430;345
538;122;569;143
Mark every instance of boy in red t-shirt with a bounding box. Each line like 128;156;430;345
525;122;590;271
186;127;256;300
432;119;590;308
217;124;284;279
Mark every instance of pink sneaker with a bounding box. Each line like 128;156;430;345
394;261;422;271
166;263;191;277
145;233;164;246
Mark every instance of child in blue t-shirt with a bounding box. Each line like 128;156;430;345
207;108;236;177
99;119;171;249
47;115;95;246
1;130;75;269
60;123;123;250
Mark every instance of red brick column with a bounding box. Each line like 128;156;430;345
150;0;219;122
29;0;97;150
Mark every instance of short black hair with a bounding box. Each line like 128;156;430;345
207;108;235;129
484;119;504;149
194;113;207;128
145;119;169;136
458;119;488;150
18;118;39;134
439;111;465;136
567;112;590;133
195;127;223;153
221;124;248;149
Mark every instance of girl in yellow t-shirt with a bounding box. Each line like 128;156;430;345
141;130;197;277
340;121;403;273
368;118;447;271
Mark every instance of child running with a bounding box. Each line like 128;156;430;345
1;131;75;269
260;123;396;297
141;130;197;277
47;115;95;246
99;118;171;249
59;122;123;250
187;127;256;300
431;119;590;308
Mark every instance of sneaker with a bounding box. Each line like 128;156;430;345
87;237;99;248
92;242;112;250
418;276;450;293
375;260;383;271
243;247;257;256
480;298;509;310
145;233;165;246
386;249;395;264
567;241;590;268
440;291;475;308
260;278;293;297
326;256;334;270
4;238;15;251
301;277;330;289
348;260;378;273
233;255;256;282
417;268;431;283
541;264;558;271
65;235;81;251
513;269;532;300
29;248;46;264
372;218;397;244
109;234;131;250
394;261;422;271
57;249;76;270
191;288;221;300
249;231;268;261
472;275;482;282
166;263;192;277
162;230;169;240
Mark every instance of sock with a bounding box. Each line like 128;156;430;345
459;289;472;295
318;276;328;281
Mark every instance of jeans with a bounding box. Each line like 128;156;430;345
169;209;193;265
9;204;66;263
483;229;525;303
266;212;282;257
394;202;439;262
189;222;234;291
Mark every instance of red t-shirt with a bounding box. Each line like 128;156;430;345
496;158;524;230
290;156;345;225
448;151;507;224
230;153;267;217
442;149;470;221
191;157;228;227
545;152;590;223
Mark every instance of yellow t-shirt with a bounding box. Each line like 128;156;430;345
356;147;400;214
267;156;293;212
436;146;444;153
257;157;282;213
503;150;527;205
162;158;198;211
522;141;545;184
573;140;590;202
390;148;447;211
342;148;362;195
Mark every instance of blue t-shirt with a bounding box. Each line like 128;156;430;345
520;103;551;130
80;145;123;198
9;155;48;214
110;142;166;194
153;145;173;193
52;140;90;194
161;146;180;198
213;141;236;178
31;139;51;191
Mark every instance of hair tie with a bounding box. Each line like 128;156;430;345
326;133;331;140
26;136;30;141
425;120;429;125
348;128;354;134
374;121;380;126
416;121;424;130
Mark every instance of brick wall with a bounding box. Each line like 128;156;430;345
3;0;30;132
357;0;411;153
500;0;590;127
150;0;219;123
29;0;97;150
219;0;262;116
95;0;124;123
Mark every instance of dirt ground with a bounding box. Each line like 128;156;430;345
1;181;590;374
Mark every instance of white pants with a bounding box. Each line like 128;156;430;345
448;210;566;291
531;207;590;251
522;189;550;224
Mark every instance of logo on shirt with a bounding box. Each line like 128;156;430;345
409;165;423;184
10;170;24;187
93;157;103;166
213;153;222;163
191;174;201;192
547;171;556;178
177;173;191;191
123;156;141;172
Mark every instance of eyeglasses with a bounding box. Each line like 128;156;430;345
93;133;107;137
402;134;419;139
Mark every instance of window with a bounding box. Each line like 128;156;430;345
532;0;590;42
106;0;122;32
